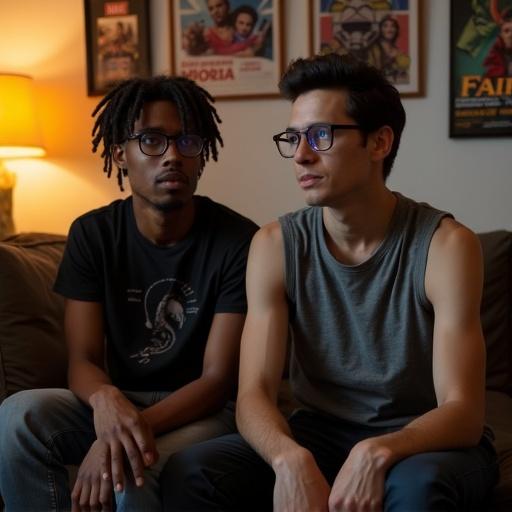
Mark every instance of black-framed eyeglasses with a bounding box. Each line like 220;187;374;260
272;123;360;158
127;131;205;158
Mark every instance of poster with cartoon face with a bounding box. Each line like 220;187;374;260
311;0;422;96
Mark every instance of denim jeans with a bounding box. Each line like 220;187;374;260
0;388;235;512
162;409;499;511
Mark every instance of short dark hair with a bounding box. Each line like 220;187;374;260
231;5;258;27
91;75;223;191
278;53;406;180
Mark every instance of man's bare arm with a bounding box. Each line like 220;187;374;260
236;223;291;458
67;302;245;502
66;299;110;399
66;299;155;495
361;219;485;460
236;223;331;510
141;311;245;434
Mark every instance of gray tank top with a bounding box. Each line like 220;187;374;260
279;193;451;428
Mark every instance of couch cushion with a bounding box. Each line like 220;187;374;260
479;231;512;395
0;232;67;403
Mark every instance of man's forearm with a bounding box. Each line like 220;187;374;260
236;390;306;469
237;391;332;511
359;400;484;471
141;375;234;435
68;359;113;406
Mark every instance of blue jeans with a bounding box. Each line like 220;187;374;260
0;388;235;512
161;409;499;511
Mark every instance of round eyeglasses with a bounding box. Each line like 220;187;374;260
127;131;205;158
272;123;360;158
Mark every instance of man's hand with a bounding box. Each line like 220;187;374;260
328;440;389;512
273;447;331;512
72;440;113;512
89;385;158;491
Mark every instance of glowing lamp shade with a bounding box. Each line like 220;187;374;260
0;74;46;159
0;74;45;239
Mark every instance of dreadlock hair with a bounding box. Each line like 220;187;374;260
91;75;223;191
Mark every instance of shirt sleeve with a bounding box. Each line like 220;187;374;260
214;229;255;314
53;217;104;301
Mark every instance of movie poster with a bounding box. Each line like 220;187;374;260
96;15;139;90
84;0;151;96
171;0;283;99
450;0;512;137
311;0;422;96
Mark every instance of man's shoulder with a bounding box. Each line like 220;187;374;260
68;198;131;245
395;192;452;229
72;198;129;229
430;217;479;255
278;205;318;234
198;196;259;237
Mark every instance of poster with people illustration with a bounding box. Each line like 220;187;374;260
171;0;283;98
450;0;512;137
84;0;152;96
310;0;422;96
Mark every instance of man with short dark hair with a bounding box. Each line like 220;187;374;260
0;75;257;511
162;54;498;511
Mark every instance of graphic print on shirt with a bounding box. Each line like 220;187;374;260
130;278;199;365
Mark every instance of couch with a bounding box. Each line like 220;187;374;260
0;231;511;510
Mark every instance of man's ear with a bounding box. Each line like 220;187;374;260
369;125;394;163
112;143;127;169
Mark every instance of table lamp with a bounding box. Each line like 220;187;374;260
0;73;46;240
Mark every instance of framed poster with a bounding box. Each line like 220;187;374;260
84;0;152;96
171;0;284;99
309;0;423;97
450;0;512;137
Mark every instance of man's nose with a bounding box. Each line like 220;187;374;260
294;135;315;164
162;140;180;160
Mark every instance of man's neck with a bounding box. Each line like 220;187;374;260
132;196;197;246
322;187;397;266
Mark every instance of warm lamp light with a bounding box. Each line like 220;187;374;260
0;73;46;239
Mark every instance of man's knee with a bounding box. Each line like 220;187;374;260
2;388;71;424
385;455;456;511
162;444;215;502
0;389;82;450
162;434;251;508
0;390;49;434
162;434;274;510
0;390;53;463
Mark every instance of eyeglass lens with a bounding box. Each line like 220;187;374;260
138;132;203;157
307;125;332;151
276;125;333;157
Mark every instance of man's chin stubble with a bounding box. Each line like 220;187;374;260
154;199;186;212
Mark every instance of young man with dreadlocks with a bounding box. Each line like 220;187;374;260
0;75;258;511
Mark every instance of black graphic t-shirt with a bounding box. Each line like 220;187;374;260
54;196;258;391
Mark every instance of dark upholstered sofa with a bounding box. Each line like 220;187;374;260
0;231;511;510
